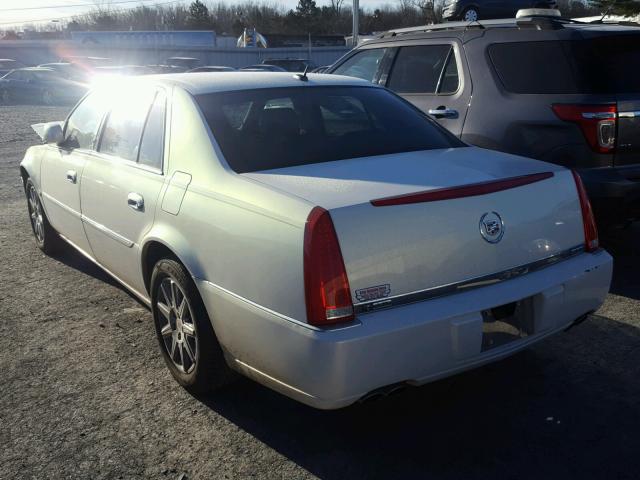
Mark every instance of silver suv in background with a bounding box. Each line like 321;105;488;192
328;14;640;229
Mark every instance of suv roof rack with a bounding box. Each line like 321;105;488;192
379;12;597;38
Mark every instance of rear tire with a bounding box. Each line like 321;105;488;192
0;89;10;104
150;258;235;393
462;7;479;21
25;179;62;255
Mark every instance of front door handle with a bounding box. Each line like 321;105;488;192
427;108;458;119
66;170;77;184
127;192;144;211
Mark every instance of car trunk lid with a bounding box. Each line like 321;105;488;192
243;147;585;304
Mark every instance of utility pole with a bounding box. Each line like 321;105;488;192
352;0;359;47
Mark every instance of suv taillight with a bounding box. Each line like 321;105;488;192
304;207;354;326
572;171;599;253
552;104;617;154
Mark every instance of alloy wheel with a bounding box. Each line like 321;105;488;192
28;185;45;244
464;9;478;21
157;277;198;374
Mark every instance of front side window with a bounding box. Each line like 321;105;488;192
387;45;459;94
64;92;109;150
332;48;387;82
196;86;462;173
99;91;155;162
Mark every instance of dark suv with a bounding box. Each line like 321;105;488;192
443;0;557;22
328;15;640;227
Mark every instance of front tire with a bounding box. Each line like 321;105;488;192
25;179;62;255
150;258;235;393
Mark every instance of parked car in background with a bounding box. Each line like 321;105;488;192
38;63;91;83
329;12;640;229
188;66;235;73
92;65;153;76
146;64;186;75
0;59;24;77
59;56;112;70
261;58;317;72
443;0;558;21
165;57;201;71
240;64;287;72
21;72;611;409
0;67;88;105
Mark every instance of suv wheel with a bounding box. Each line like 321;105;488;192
462;7;479;21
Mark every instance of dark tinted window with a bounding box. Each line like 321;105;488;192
489;36;640;94
64;92;109;150
197;86;461;173
388;45;458;94
138;91;166;169
332;48;387;82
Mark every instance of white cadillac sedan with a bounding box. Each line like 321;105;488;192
21;73;612;409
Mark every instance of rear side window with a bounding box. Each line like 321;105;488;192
99;91;155;162
489;42;579;94
489;36;640;94
332;48;387;82
138;91;166;170
196;86;462;173
64;92;109;150
388;45;459;94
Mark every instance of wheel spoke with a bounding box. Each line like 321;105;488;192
183;340;195;363
177;297;187;320
178;343;186;368
160;282;170;306
157;301;171;321
160;323;172;337
170;336;177;359
182;322;195;337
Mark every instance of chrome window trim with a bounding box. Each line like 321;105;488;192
354;244;586;314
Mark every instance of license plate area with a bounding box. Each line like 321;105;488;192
481;298;535;351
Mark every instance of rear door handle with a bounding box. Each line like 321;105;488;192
65;170;77;184
427;108;458;119
127;192;144;211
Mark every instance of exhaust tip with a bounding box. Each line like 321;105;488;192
359;382;408;404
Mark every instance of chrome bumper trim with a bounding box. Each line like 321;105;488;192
354;245;586;314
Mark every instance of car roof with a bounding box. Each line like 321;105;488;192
122;72;371;95
369;16;640;43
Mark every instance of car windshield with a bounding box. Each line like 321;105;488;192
196;86;462;173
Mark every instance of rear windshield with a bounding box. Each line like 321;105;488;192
196;86;461;173
489;35;640;94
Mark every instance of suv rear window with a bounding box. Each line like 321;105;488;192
489;35;640;94
196;86;462;173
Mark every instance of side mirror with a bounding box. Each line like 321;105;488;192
43;123;63;145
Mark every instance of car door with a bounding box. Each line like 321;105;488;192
383;41;471;137
80;88;167;296
40;92;108;254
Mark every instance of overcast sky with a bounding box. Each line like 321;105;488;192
1;0;388;28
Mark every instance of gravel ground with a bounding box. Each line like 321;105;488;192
1;105;639;480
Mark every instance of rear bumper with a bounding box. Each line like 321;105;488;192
197;250;612;409
579;166;640;223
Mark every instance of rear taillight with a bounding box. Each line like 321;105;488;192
552;104;617;154
572;170;599;252
304;207;354;326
